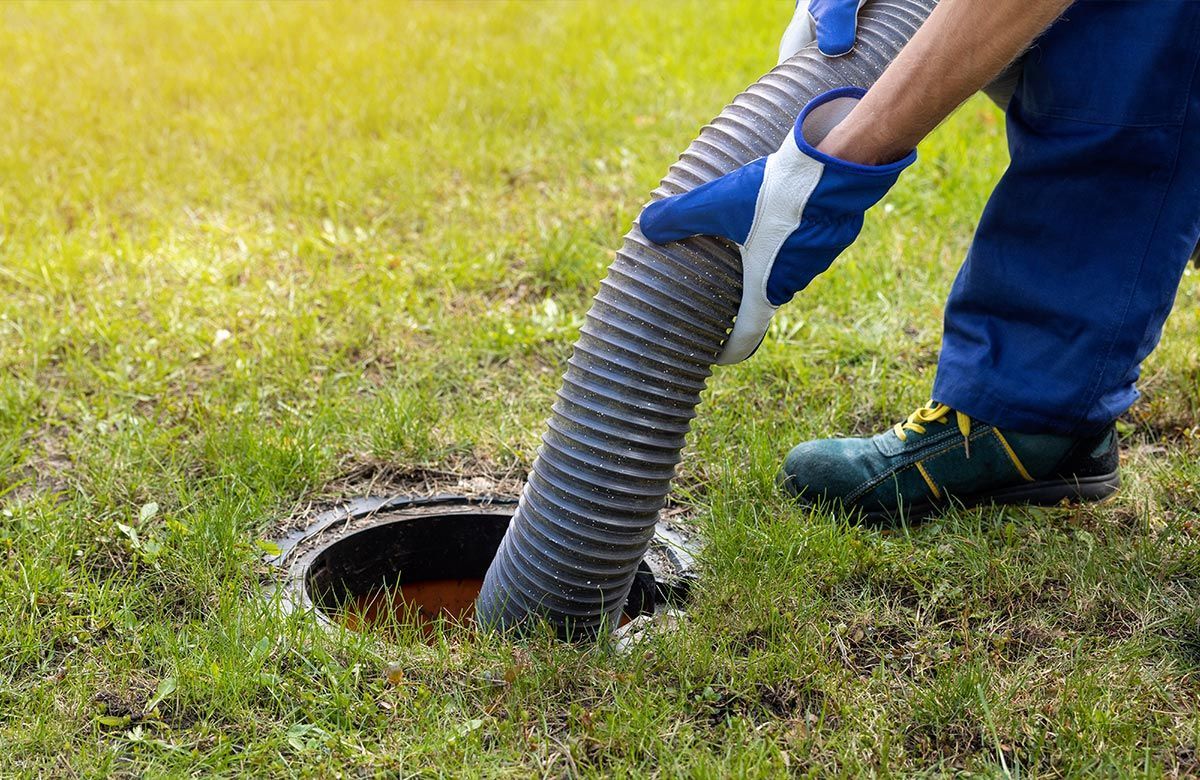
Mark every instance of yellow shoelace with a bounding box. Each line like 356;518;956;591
893;401;973;458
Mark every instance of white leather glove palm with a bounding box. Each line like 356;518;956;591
778;0;868;64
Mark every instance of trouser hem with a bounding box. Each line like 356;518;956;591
932;373;1120;436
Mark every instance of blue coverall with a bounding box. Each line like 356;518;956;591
932;0;1200;435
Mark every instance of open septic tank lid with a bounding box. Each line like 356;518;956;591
266;494;697;636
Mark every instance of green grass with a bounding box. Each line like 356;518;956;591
3;1;1200;775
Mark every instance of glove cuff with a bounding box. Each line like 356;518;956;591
791;87;917;175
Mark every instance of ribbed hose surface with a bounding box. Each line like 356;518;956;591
477;0;937;639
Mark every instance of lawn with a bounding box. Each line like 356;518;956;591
3;1;1200;776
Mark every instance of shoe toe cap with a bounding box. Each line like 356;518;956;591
778;437;874;503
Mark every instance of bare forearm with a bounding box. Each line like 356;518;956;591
818;0;1072;165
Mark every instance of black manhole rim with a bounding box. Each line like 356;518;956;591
269;494;698;632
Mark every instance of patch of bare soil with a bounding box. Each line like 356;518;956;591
274;453;526;539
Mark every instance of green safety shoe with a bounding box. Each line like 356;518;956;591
779;401;1120;522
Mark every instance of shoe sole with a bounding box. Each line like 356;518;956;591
857;470;1122;524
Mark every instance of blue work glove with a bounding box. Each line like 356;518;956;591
778;0;868;62
640;87;915;364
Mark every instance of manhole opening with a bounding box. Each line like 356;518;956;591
275;495;697;637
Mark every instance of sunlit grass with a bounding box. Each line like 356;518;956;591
2;1;1198;775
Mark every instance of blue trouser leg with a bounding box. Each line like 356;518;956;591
932;0;1200;435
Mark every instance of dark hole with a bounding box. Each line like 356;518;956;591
304;509;657;635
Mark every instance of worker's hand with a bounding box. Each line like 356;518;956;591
640;88;914;365
778;0;868;63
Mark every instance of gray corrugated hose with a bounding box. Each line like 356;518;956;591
476;0;938;639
